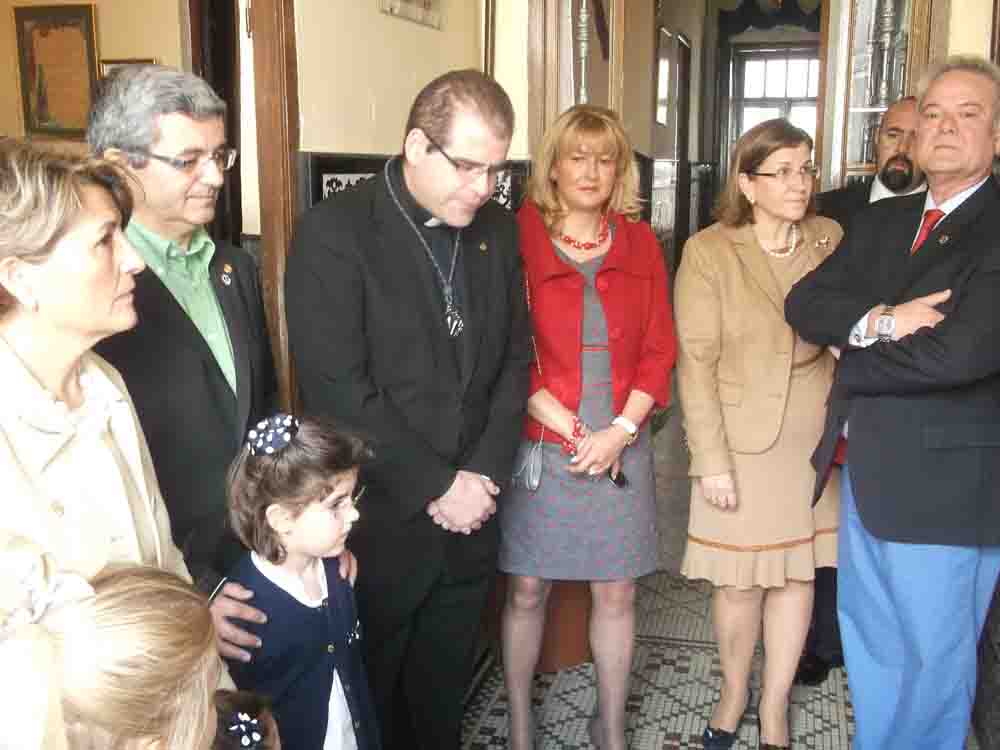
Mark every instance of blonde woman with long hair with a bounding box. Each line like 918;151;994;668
498;105;676;750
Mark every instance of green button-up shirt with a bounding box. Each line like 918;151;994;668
126;221;237;393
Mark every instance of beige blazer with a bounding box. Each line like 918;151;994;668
675;215;843;476
0;341;189;583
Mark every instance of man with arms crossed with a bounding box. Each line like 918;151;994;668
796;95;927;686
786;56;1000;748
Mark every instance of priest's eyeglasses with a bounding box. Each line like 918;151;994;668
424;132;509;184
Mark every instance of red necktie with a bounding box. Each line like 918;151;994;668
910;208;945;254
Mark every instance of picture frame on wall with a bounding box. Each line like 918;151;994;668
13;4;99;139
100;58;158;78
378;0;443;30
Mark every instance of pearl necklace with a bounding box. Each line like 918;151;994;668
558;214;609;250
759;223;800;258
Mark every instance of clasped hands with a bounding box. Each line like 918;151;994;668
566;422;628;480
426;470;499;535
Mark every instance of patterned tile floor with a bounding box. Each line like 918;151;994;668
462;572;857;750
462;407;982;749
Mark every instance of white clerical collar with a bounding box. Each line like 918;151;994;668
424;216;444;228
869;174;927;204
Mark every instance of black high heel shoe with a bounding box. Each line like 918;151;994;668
701;724;739;750
756;716;790;750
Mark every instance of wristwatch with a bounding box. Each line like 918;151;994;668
875;305;896;342
611;415;638;445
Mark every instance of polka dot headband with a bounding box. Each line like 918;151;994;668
247;413;300;456
226;710;264;748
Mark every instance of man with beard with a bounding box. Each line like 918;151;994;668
794;95;927;687
817;96;926;232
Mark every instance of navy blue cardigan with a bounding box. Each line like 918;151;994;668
224;555;380;750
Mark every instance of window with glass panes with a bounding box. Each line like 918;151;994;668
732;45;820;147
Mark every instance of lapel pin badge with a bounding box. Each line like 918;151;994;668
479;241;488;253
221;263;233;286
938;234;950;245
816;235;830;249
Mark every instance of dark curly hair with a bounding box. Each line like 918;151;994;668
227;416;373;563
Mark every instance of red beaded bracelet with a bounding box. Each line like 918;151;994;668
560;416;589;455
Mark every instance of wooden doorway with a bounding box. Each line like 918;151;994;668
188;0;242;246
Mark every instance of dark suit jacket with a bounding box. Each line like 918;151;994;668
96;241;277;589
817;177;872;231
225;555;381;750
285;169;532;633
786;179;1000;547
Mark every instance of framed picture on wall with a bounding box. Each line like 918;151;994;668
378;0;443;30
100;58;158;78
13;4;99;139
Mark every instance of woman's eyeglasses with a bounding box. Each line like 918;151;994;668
749;164;820;183
331;484;365;515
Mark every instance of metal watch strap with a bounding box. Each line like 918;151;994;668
876;305;896;342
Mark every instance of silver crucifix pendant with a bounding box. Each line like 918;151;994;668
445;302;464;338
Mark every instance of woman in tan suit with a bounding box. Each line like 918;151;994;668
675;120;841;750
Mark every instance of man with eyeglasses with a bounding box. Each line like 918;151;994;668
793;96;928;690
286;69;532;750
87;65;284;664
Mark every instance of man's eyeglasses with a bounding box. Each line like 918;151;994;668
424;132;509;183
749;164;820;183
137;147;238;174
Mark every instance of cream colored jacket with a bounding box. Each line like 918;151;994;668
675;216;843;476
0;340;189;582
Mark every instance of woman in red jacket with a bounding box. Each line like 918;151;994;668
498;105;676;750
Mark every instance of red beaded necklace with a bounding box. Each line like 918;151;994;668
558;214;610;251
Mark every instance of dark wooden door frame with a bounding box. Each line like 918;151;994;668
188;0;243;245
249;0;299;409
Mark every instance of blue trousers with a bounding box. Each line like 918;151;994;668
838;467;1000;750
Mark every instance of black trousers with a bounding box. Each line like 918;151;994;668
358;566;491;750
805;565;843;662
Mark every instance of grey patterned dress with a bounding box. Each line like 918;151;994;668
498;247;658;580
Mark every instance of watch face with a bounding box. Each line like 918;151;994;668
877;315;894;337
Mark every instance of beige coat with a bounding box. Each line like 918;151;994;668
0;340;189;582
675;215;843;477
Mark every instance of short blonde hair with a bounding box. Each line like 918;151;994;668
715;118;815;227
0;139;133;317
58;565;219;750
526;105;642;233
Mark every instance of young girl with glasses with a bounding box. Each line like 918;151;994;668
223;413;380;750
